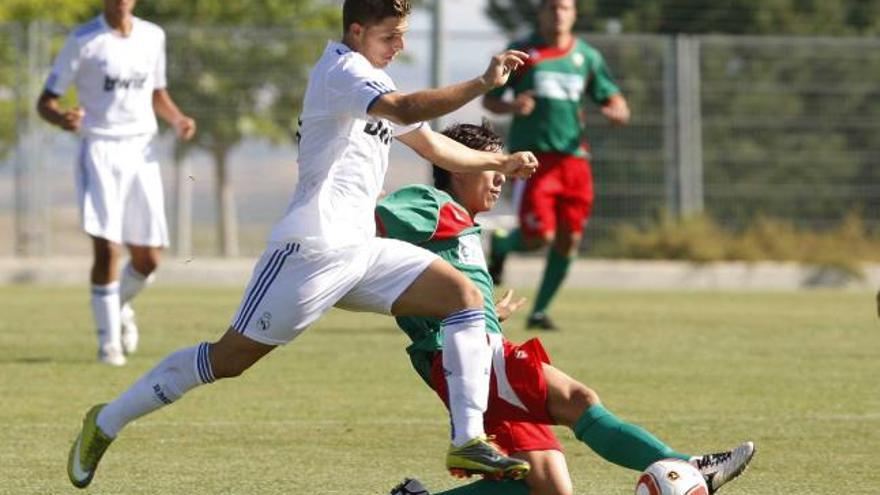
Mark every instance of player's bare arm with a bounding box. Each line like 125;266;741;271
369;49;529;125
152;89;196;141
483;90;536;117
397;124;538;179
36;91;84;132
600;93;630;126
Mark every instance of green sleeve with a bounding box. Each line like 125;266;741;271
375;185;441;244
585;47;621;104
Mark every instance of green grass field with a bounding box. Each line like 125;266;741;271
1;286;878;494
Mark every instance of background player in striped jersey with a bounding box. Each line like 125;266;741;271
376;123;754;495
37;0;196;366
483;0;630;330
67;0;540;488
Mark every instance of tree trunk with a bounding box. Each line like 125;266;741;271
214;150;239;257
173;144;192;259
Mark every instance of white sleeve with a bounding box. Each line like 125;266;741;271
394;120;426;137
325;60;394;119
44;34;80;96
154;30;167;90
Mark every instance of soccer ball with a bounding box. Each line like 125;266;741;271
635;459;709;495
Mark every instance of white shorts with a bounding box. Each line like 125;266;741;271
76;134;169;247
230;238;439;345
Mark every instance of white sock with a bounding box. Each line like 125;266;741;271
91;282;121;350
96;343;215;437
441;309;490;447
120;262;154;305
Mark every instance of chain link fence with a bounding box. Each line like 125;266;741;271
1;24;878;257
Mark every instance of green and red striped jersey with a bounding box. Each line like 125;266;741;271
488;34;621;157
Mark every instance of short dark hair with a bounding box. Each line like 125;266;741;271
432;122;504;191
343;0;411;32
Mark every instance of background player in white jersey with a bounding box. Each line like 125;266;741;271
67;0;540;488
37;0;196;366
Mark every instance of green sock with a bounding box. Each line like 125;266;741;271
573;404;691;471
493;228;527;256
435;479;529;495
532;248;571;315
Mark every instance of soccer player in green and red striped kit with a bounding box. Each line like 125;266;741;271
483;0;630;330
377;123;754;495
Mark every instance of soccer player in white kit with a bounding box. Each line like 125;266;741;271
37;0;196;367
67;0;540;489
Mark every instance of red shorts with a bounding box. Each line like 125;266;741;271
518;152;594;240
430;337;563;454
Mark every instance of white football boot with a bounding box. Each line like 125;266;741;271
691;441;756;493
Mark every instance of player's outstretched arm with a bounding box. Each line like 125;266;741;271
370;50;529;126
397;124;538;179
36;90;83;132
153;89;196;141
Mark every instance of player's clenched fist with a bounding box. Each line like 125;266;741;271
502;151;539;179
60;107;85;132
480;50;529;90
174;115;197;141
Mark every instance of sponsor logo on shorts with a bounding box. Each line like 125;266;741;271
257;312;272;331
515;350;528;360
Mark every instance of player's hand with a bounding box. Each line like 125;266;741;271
601;96;630;126
513;91;536;116
480;50;529;90
495;288;527;322
174;115;197;141
60;107;84;132
502;151;539;180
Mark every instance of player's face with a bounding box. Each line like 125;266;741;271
539;0;576;36
351;16;408;68
104;0;136;18
455;169;506;216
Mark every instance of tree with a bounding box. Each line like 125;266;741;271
486;0;880;36
132;1;339;256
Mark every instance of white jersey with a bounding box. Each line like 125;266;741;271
44;15;166;137
269;41;423;249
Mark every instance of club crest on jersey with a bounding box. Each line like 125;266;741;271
364;119;392;145
572;52;585;67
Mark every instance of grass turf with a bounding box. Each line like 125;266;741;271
0;286;877;494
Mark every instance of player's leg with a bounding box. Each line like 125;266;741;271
77;136;130;365
392;258;488;448
68;241;320;488
543;364;755;492
68;327;274;488
342;238;526;477
91;236;126;365
118;245;161;354
118;135;169;354
543;363;690;470
527;155;593;330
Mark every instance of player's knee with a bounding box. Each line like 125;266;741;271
570;382;600;410
456;282;484;310
132;257;159;276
